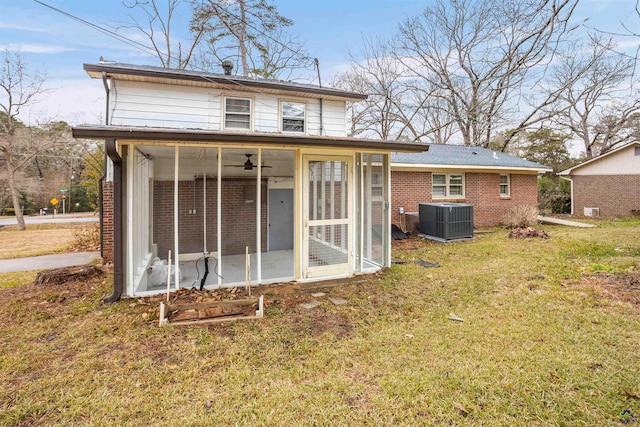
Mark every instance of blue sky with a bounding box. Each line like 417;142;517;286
0;0;638;125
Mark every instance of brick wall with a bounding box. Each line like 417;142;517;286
391;171;539;228
153;178;268;259
102;181;114;263
572;175;640;217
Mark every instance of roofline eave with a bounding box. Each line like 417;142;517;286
391;162;552;174
83;63;368;102
71;125;429;153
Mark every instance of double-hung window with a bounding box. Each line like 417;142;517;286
281;101;305;133
500;174;510;197
432;173;464;198
224;97;251;130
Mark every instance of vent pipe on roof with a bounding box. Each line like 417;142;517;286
222;60;234;75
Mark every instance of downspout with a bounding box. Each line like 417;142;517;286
98;71;109;259
560;175;574;215
314;58;324;136
104;138;123;303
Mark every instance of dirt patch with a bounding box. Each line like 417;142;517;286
392;237;427;251
290;309;355;339
573;272;640;308
0;275;106;323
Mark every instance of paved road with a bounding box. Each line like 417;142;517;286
0;214;98;227
0;252;101;273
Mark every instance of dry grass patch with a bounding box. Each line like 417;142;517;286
1;218;639;426
0;223;100;259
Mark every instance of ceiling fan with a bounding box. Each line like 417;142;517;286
225;154;272;171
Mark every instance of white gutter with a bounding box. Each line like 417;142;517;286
560;176;574;215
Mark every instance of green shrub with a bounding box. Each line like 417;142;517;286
550;195;571;214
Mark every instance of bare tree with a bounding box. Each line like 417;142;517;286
394;0;579;150
192;0;311;77
121;0;207;69
549;36;638;157
0;51;73;230
333;37;432;141
587;0;640;78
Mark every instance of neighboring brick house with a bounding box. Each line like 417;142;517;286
391;145;552;228
559;141;640;218
71;62;426;301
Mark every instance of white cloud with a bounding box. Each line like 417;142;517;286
0;23;46;32
0;43;76;54
16;79;105;126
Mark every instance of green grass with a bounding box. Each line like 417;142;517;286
1;218;639;426
0;271;39;290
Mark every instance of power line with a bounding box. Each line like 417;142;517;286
31;0;327;117
33;0;318;81
32;0;166;62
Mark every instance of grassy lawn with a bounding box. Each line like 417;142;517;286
0;223;97;259
1;219;639;426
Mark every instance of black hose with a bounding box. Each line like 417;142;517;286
199;256;210;291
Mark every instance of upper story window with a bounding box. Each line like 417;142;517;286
432;173;464;198
281;101;305;133
224;97;251;130
500;174;510;197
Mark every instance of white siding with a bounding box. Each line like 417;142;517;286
109;80;348;136
573;145;640;176
307;99;347;136
111;80;213;129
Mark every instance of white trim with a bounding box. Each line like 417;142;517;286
173;146;180;290
500;173;510;197
302;155;353;279
217;148;222;287
560;176;574;215
126;146;134;297
222;96;253;131
432;173;465;199
256;149;262;284
359;154;364;273
279;99;307;134
392;163;551;173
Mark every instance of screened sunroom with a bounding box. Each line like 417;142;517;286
97;134;403;298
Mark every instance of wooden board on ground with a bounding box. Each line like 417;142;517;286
159;295;264;326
